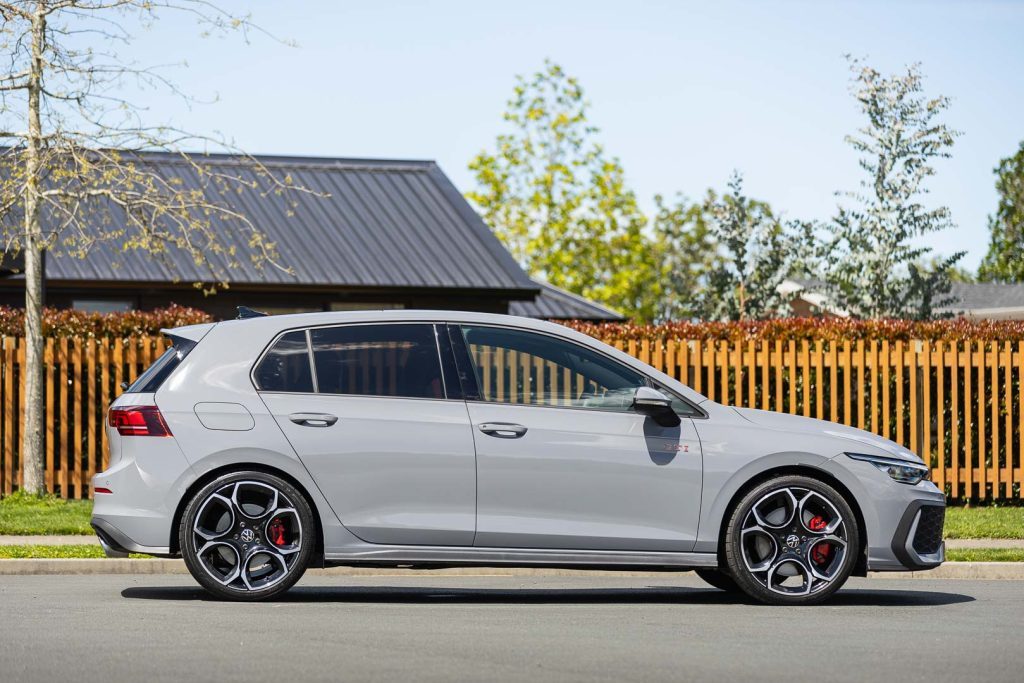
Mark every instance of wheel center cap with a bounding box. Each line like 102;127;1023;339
785;534;801;549
240;528;255;543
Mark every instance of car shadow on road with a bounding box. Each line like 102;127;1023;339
121;585;975;607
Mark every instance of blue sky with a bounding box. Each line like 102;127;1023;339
123;0;1024;271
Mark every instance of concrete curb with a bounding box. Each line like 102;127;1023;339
1;559;1023;579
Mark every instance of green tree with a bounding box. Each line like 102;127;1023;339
467;61;659;321
824;58;963;319
978;141;1024;282
649;192;719;321
699;173;802;321
0;2;307;494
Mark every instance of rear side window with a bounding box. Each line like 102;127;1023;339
310;324;443;399
127;342;192;393
254;331;314;392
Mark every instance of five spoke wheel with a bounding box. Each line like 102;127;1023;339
181;472;314;600
725;475;859;605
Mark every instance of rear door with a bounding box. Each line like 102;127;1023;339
257;323;477;546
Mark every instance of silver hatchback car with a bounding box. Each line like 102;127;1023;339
91;310;945;604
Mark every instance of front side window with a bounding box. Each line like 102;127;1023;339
310;324;443;399
254;330;314;393
459;325;645;411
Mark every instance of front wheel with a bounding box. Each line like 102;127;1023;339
179;471;315;601
723;475;860;605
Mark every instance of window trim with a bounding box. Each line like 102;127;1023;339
250;321;451;401
452;323;707;419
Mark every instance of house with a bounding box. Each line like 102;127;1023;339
0;152;622;322
782;278;1024;320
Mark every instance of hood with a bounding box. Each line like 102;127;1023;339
731;406;924;463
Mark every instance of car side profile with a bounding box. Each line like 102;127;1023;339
91;310;945;605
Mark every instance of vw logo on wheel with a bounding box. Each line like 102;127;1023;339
785;534;801;549
240;528;255;543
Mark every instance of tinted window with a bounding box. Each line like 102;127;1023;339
127;340;194;393
310;324;443;399
254;330;314;392
459;325;645;411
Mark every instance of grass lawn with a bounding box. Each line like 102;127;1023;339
0;545;150;559
944;548;1024;562
0;543;1020;561
0;492;94;535
943;506;1024;539
0;492;1022;540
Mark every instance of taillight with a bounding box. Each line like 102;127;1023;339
108;405;172;437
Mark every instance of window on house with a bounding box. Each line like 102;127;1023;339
72;299;133;313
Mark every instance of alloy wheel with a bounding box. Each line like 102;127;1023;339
739;486;848;596
191;480;304;592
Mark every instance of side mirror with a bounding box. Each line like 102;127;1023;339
633;387;681;427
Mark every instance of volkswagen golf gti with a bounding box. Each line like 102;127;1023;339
91;310;945;604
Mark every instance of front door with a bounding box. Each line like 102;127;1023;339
257;323;476;546
455;324;703;552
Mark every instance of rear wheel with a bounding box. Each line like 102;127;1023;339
180;471;315;601
723;475;859;605
694;569;741;593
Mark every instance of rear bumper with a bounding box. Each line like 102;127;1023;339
91;517;173;557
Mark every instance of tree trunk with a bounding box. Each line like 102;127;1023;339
20;6;46;495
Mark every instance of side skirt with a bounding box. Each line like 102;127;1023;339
323;545;718;570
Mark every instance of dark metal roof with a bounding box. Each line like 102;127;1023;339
510;280;624;321
939;282;1024;313
31;152;537;295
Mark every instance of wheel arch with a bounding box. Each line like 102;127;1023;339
714;464;869;577
170;462;325;563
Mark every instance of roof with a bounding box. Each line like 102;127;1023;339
944;281;1024;310
15;151;537;295
510;280;625;321
784;279;1024;319
938;282;1024;317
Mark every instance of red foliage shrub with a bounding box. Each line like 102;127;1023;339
0;304;213;338
561;318;1024;343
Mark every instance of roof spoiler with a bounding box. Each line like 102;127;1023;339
237;306;268;320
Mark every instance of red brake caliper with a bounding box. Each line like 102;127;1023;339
808;515;830;565
268;518;287;547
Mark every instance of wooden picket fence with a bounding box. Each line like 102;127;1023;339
0;334;1021;501
0;335;171;500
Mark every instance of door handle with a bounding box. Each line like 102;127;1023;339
478;422;527;439
289;413;338;427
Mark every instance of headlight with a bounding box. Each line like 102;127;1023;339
845;452;929;485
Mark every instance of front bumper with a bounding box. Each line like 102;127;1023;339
868;492;946;572
888;501;946;570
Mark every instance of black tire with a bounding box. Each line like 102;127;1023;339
723;475;860;606
180;471;315;601
694;569;741;593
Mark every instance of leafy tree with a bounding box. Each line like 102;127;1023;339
823;57;964;319
699;173;803;321
467;61;659;321
0;2;308;495
649;192;719;321
978;141;1024;282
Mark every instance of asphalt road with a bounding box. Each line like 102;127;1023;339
1;574;1022;683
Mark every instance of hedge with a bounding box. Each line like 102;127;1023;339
1;306;1024;343
561;318;1024;343
0;304;212;338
